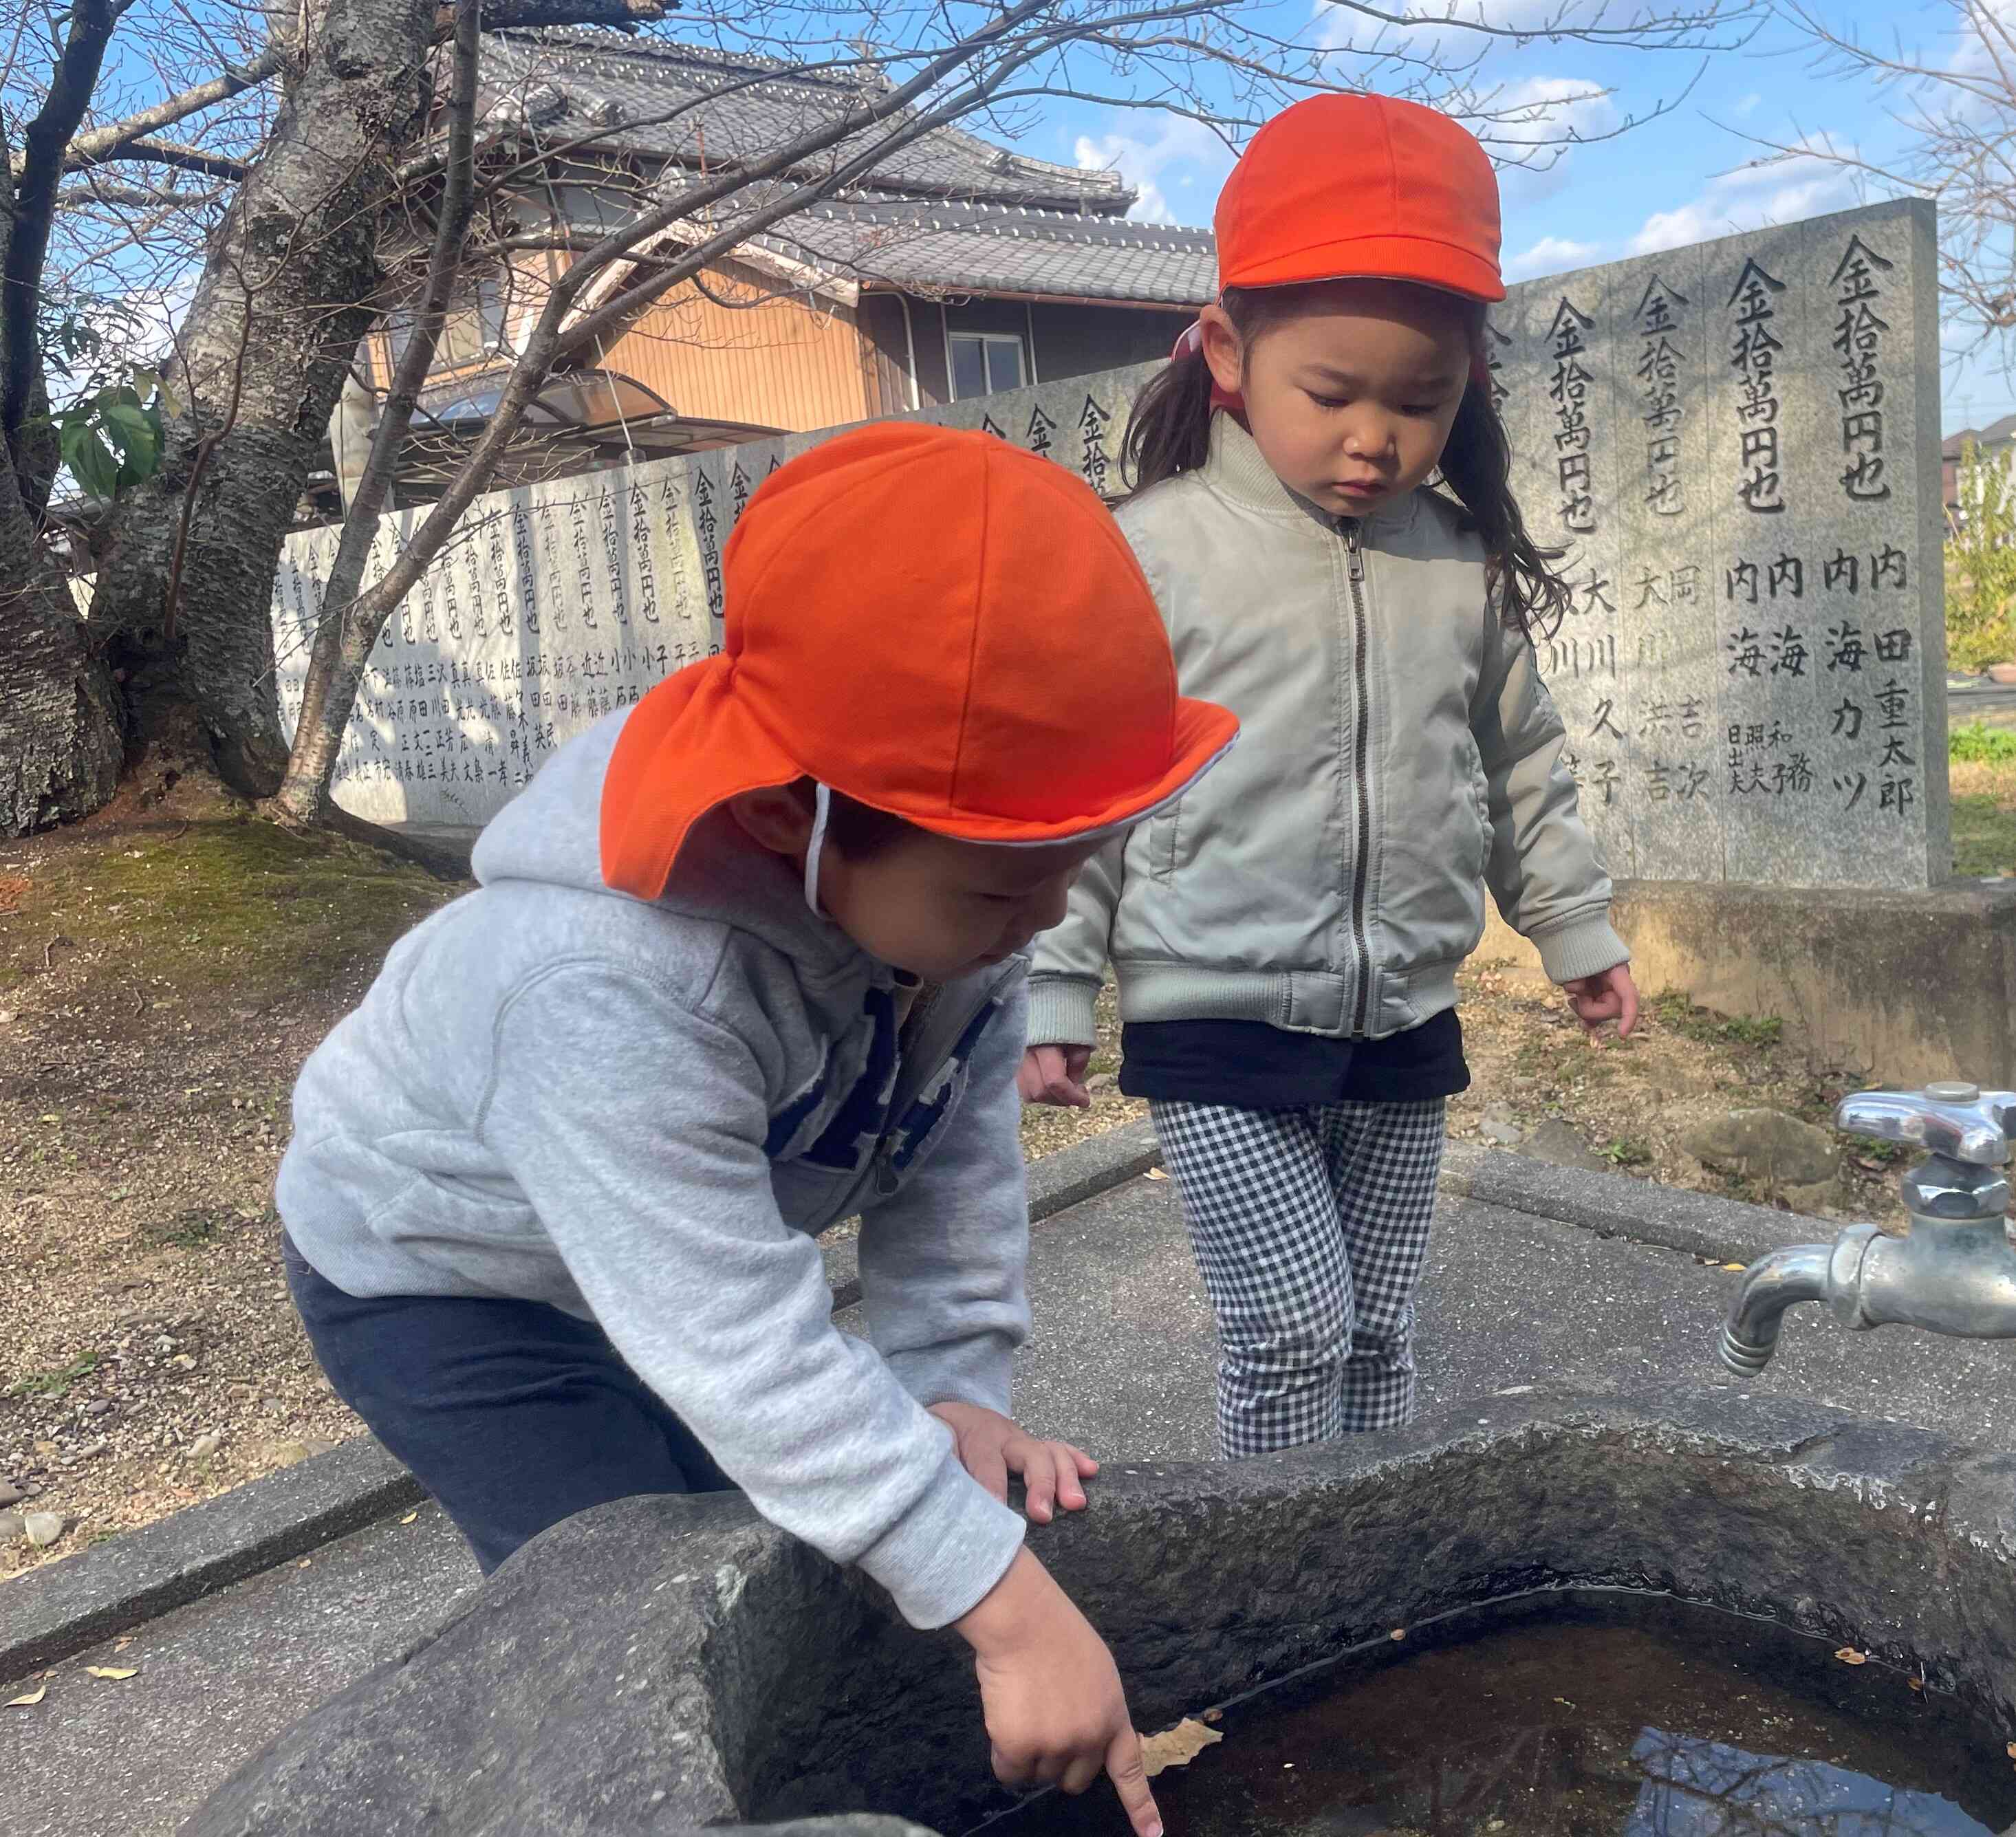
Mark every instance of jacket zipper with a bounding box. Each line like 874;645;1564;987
1341;518;1375;1036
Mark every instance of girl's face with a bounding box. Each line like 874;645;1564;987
1201;280;1474;519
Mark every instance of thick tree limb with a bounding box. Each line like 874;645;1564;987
80;136;250;180
479;0;670;25
61;46;281;169
272;0;485;823
60;176;230;208
5;0;118;463
48;0;664;182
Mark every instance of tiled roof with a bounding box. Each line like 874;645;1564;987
484;30;1131;215
1946;413;2016;459
765;198;1217;304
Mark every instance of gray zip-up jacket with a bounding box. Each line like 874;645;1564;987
278;713;1030;1630
1028;415;1627;1050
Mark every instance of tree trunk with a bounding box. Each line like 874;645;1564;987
0;477;122;833
87;0;439;798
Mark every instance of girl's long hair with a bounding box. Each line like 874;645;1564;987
1123;285;1572;641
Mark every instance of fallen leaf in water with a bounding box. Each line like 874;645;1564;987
6;1683;47;1707
400;1512;419;1525
1909;1678;1925;1693
1835;1649;1868;1666
1390;1628;1407;1641
85;1666;137;1680
1139;1718;1222;1776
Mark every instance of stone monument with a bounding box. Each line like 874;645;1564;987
1493;196;1947;892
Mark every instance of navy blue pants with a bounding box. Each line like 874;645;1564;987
284;1235;735;1574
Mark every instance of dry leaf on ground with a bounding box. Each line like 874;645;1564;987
1835;1649;1868;1666
1140;1718;1223;1777
1145;1168;1170;1182
400;1512;419;1525
6;1682;48;1707
85;1665;138;1680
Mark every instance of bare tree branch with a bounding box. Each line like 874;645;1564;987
1757;0;2016;353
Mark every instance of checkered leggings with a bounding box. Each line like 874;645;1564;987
1151;1098;1446;1458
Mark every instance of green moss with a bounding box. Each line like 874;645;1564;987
3;818;459;998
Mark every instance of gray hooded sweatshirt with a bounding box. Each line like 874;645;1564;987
277;712;1030;1629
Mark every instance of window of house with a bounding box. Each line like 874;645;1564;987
382;274;516;380
949;331;1026;401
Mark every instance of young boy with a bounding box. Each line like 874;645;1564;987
275;421;1236;1836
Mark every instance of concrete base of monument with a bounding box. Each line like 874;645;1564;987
183;1389;2016;1837
1480;876;2016;1086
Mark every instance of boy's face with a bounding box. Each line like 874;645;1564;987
727;788;1098;981
821;828;1101;983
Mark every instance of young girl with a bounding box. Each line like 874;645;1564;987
1021;92;1638;1459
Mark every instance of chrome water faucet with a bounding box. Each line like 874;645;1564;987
1717;1082;2016;1376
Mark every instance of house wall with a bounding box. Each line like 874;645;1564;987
887;295;1191;409
597;259;873;433
1028;302;1191;385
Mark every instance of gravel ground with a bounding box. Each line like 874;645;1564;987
1;798;1898;1583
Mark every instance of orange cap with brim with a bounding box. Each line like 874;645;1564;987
600;421;1239;900
1215;94;1506;303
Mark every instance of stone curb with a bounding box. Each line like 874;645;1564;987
1438;1140;1821;1267
0;1435;422;1684
0;1122;1164;1685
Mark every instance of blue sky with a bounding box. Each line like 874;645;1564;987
1037;0;2016;431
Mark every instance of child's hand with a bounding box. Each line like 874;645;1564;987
931;1400;1098;1525
1561;963;1638;1039
956;1547;1163;1837
1019;1044;1093;1108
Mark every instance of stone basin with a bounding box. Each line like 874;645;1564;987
184;1389;2016;1837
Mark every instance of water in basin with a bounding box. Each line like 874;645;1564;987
982;1592;2016;1837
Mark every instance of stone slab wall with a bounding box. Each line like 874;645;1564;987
274;198;1947;890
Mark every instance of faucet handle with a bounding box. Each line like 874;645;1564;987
1835;1083;2016;1167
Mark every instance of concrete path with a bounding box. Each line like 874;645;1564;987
10;1173;2016;1837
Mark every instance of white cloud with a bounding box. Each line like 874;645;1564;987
1628;138;1859;254
1493;74;1621;148
1505;235;1601;279
1074;114;1234;227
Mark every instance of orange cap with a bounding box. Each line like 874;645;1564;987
1215;94;1504;303
600;422;1238;898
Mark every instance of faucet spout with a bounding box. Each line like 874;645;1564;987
1718;1243;1832;1376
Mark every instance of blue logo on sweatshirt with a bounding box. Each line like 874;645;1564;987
762;989;998;1180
